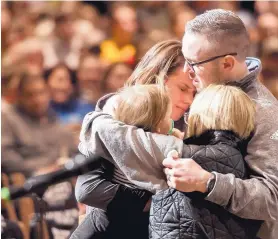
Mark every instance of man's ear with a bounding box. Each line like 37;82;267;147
222;55;235;71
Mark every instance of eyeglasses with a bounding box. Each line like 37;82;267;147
184;53;238;73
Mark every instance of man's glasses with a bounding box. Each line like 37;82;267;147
184;53;238;73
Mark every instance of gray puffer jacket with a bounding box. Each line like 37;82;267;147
150;130;262;239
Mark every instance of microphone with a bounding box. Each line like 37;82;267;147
1;154;101;201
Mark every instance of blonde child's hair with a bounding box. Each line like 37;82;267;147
114;84;171;132
187;84;256;139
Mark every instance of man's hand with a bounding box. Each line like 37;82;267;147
163;157;212;193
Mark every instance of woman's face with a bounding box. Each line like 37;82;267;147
48;67;73;104
165;67;196;121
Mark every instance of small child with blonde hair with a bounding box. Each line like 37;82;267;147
186;84;255;139
114;84;184;138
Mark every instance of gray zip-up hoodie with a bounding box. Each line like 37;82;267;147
78;58;278;239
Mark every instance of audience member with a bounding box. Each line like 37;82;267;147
77;55;104;106
137;2;170;33
171;8;196;39
260;37;278;98
100;3;138;65
1;72;77;177
101;62;133;94
2;38;44;76
42;12;84;70
46;64;94;126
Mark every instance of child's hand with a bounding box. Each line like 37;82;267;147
171;128;185;139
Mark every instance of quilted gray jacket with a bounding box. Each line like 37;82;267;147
150;130;262;239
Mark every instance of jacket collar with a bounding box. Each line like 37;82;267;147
184;130;242;148
228;57;261;92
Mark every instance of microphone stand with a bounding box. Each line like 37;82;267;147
30;188;49;239
2;155;101;238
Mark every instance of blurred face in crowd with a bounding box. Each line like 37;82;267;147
6;18;34;48
142;2;166;9
263;52;278;74
258;13;278;38
10;2;29;17
165;67;195;121
255;1;278;15
77;56;103;90
25;50;44;75
113;6;138;34
112;5;138;45
1;6;11;32
173;10;196;39
47;65;74;104
104;63;133;93
56;15;74;41
19;78;50;118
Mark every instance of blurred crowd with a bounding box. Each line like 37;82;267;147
1;1;278;238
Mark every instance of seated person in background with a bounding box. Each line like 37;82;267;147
77;55;104;108
46;64;94;128
1;72;77;177
100;3;137;65
74;84;261;239
101;62;133;95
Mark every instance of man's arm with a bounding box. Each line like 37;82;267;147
205;112;278;221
